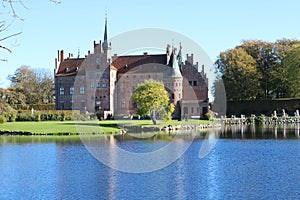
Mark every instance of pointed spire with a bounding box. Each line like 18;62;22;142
104;12;108;42
177;42;182;70
102;12;110;52
171;48;182;78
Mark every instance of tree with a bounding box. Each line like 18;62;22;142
216;39;300;100
239;40;277;98
282;45;300;98
215;48;262;101
132;79;171;125
7;66;54;105
239;39;300;98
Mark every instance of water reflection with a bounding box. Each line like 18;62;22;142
220;123;300;139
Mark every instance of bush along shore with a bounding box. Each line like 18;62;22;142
220;115;300;125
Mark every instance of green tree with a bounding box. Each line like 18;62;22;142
239;39;300;98
7;66;54;105
282;45;300;98
132;79;170;125
215;48;262;101
271;39;300;98
239;40;277;98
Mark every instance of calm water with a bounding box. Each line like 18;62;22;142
1;124;300;200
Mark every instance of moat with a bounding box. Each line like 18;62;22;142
1;124;300;199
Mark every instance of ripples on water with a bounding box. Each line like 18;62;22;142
1;124;300;199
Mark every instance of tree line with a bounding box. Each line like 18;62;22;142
0;66;54;113
214;39;300;101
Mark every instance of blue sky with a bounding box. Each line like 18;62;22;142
1;0;300;90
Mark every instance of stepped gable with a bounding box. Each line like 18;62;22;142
111;54;167;73
55;58;85;77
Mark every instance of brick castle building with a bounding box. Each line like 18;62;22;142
54;20;209;119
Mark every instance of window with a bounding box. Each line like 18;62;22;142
191;107;194;114
189;81;192;86
60;101;64;109
184;107;188;114
80;87;85;95
59;87;64;95
97;65;100;69
96;83;101;89
193;81;197;86
70;87;74;95
102;73;107;78
102;83;107;88
90;83;94;88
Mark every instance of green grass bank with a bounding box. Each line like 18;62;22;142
0;119;214;135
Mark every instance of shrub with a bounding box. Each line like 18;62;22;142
60;112;65;121
17;112;34;121
7;112;17;122
34;112;41;122
0;115;7;124
247;116;255;124
205;110;214;121
255;115;265;124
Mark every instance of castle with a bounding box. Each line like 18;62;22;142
54;19;209;119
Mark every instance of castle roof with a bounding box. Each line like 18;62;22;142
55;58;84;77
111;54;167;73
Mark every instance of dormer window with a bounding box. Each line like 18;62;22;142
65;67;69;73
75;67;78;72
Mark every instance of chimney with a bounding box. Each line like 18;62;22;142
143;52;148;55
112;53;118;61
60;50;64;61
57;50;60;62
99;40;102;53
202;64;205;73
88;50;90;55
94;40;96;48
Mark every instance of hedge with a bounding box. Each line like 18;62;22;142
227;99;300;117
14;104;55;111
4;110;80;122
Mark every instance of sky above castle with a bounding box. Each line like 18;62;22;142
1;0;300;94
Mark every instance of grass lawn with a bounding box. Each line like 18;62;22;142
0;119;214;135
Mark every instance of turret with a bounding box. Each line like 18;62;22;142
102;17;111;53
171;48;182;78
166;44;172;65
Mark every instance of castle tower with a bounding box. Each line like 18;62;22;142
102;17;111;57
164;44;183;119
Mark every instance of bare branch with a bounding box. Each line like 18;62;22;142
49;0;61;4
0;45;12;53
0;31;21;42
